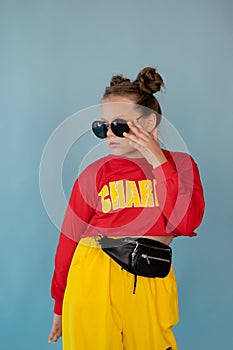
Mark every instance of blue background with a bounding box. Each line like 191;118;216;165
1;0;233;349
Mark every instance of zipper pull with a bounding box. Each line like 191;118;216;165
142;254;150;264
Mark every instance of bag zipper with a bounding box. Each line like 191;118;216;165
124;238;170;251
141;254;171;263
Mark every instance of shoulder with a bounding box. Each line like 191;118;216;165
163;149;197;162
162;149;199;172
73;155;113;185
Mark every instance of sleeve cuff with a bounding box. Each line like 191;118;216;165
54;299;63;315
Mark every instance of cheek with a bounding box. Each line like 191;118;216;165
121;139;134;150
121;138;130;145
138;119;147;129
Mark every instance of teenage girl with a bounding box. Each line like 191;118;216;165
48;67;205;350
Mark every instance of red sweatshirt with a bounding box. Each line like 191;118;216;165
51;150;205;314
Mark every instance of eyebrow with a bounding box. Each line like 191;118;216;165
101;115;128;121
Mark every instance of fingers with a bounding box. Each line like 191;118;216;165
125;120;155;147
48;330;62;343
124;120;166;167
128;120;150;140
48;315;62;344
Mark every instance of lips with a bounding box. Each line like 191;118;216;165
107;138;120;145
109;142;120;147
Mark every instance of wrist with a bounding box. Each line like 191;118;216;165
150;154;168;168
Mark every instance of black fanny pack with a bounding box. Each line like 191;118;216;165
95;234;172;292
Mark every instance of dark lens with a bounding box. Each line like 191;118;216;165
111;119;130;137
92;120;108;139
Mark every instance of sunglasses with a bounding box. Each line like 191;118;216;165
92;116;144;139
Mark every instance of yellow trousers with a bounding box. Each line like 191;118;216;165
62;238;179;350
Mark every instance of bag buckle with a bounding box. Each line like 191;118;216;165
94;234;104;243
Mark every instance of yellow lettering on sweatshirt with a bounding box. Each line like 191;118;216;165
153;179;159;207
98;184;111;213
125;181;141;208
98;179;160;213
138;180;154;207
109;180;125;210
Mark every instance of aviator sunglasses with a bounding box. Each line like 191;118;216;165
92;116;143;139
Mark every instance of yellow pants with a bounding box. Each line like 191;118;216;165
62;237;179;350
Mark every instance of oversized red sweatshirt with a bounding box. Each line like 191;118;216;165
51;150;205;314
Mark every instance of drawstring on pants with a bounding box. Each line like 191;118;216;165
121;267;137;294
121;267;138;294
133;275;137;294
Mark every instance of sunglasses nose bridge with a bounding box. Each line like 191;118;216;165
106;123;115;137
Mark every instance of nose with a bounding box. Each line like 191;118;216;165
106;125;115;137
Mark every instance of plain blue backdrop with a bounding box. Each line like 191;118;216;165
1;0;233;349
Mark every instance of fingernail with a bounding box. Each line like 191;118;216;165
123;132;127;136
128;121;132;125
48;340;51;343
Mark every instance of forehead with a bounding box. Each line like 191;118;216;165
101;97;138;120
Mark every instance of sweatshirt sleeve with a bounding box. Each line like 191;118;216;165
51;170;97;314
152;153;205;236
51;233;77;315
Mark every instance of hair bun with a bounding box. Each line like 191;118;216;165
110;75;131;87
136;67;164;94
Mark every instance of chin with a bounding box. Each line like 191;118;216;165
108;145;135;157
111;150;124;156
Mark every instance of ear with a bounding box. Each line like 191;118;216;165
142;113;157;133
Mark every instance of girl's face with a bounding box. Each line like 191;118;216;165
101;95;148;158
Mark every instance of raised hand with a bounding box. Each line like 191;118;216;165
124;119;168;168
